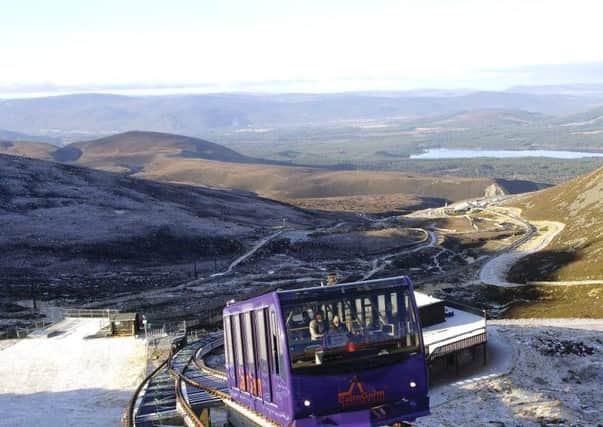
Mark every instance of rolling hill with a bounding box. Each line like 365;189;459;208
51;130;258;167
554;106;603;131
0;129;61;144
0;140;56;160
508;166;603;281
0;131;542;213
426;109;549;128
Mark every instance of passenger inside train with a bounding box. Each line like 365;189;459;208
283;286;420;370
309;310;328;340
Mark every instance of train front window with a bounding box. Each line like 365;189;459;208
282;287;420;371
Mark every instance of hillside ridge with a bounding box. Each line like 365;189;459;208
508;166;603;281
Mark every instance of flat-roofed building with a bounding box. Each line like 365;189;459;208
415;291;488;374
109;312;140;336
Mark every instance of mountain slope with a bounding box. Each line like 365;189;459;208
508;166;603;281
554;106;603;130
0;153;335;292
64;130;256;163
0;140;56;160
426;109;549;128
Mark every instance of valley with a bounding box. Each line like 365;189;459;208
0;131;543;216
3;151;601;341
3;4;603;426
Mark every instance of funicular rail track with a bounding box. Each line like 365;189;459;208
126;333;228;427
174;335;282;427
127;331;288;427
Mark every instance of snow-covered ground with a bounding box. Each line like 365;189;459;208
0;318;146;426
418;319;603;426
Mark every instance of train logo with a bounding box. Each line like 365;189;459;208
337;376;385;408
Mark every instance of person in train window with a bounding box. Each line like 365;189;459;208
348;319;364;344
309;310;328;340
329;315;347;334
301;310;311;326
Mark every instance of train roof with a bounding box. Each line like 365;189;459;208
224;276;413;312
277;276;412;303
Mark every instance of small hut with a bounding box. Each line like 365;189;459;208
109;312;140;336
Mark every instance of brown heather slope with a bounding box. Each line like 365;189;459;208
508;166;603;281
1;131;529;212
0;153;339;294
0;140;56;160
135;154;493;204
57;130;257;165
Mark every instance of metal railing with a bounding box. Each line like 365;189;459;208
445;300;488;319
63;308;119;318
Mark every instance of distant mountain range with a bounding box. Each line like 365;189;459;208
411;108;551;129
507;83;603;96
2;91;603;141
0;128;60;144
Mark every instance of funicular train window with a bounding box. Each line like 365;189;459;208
255;309;273;402
280;285;420;371
269;310;282;377
232;314;245;390
224;316;234;372
242;311;259;396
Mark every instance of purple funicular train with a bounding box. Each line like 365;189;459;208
222;276;430;426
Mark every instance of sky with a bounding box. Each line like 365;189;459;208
2;0;603;95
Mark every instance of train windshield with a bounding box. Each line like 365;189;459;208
281;284;420;372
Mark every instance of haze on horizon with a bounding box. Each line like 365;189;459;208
2;0;603;97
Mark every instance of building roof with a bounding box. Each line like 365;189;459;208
109;312;138;322
414;291;442;307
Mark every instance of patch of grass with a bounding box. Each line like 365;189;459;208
503;285;603;319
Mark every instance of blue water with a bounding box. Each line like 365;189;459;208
410;148;603;159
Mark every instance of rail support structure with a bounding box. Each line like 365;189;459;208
200;408;211;427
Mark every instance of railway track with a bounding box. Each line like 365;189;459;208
126;332;293;427
125;332;228;427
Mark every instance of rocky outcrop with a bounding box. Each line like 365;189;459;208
484;183;508;198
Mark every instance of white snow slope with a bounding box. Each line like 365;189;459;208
0;318;145;426
418;319;603;426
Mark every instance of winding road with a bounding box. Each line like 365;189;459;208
479;216;565;288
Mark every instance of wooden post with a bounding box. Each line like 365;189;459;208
200;408;211;426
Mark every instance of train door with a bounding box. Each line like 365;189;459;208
242;311;262;411
232;313;250;403
255;308;274;405
224;315;236;389
268;308;289;415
